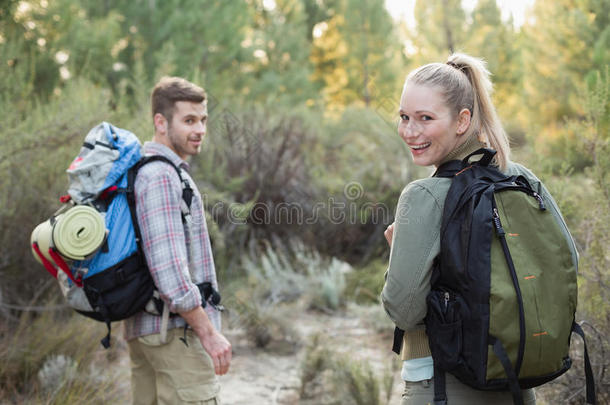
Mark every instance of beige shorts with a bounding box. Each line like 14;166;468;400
128;328;221;405
400;374;536;405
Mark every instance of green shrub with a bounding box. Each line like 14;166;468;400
528;69;609;404
225;287;300;353
0;306;128;404
344;258;387;305
299;334;387;405
240;238;350;311
0;77;114;313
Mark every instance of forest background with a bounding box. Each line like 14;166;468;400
0;0;608;403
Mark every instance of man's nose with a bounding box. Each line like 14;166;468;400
195;121;206;134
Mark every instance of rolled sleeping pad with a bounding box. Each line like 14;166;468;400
31;219;55;264
52;205;106;261
31;205;106;263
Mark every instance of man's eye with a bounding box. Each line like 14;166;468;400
186;119;194;124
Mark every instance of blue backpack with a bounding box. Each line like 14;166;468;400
31;122;196;347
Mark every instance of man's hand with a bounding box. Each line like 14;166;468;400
384;222;395;247
199;329;232;375
179;306;232;375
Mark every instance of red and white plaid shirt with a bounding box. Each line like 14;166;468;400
123;142;221;340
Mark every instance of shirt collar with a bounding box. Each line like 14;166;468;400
143;141;190;171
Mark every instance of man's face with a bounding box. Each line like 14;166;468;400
162;100;208;160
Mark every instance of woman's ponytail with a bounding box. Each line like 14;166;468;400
446;53;510;170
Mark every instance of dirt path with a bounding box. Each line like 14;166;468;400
218;307;404;405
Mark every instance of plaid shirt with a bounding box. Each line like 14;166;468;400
123;142;221;340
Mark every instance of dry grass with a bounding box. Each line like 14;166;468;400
0;306;129;404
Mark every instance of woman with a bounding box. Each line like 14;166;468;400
381;53;578;404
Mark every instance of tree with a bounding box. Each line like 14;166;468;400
410;0;467;63
243;0;319;106
521;0;610;157
310;0;403;109
465;0;522;140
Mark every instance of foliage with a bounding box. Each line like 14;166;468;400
311;0;404;109
0;1;609;401
299;334;388;405
531;68;610;404
226;287;300;352
411;0;467;58
0;73;114;308
240;238;350;312
345;258;388;304
521;0;610;164
0;307;128;403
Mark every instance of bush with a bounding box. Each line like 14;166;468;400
240;237;350;312
344;258;388;305
226;288;300;353
0;306;128;404
0;77;114;317
528;69;610;404
299;334;388;405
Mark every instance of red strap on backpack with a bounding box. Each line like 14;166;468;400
31;242;58;279
48;249;83;287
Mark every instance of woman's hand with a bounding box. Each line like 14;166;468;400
384;222;395;247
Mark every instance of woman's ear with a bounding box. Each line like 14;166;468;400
456;108;471;136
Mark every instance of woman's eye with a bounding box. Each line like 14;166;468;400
421;115;433;121
400;114;409;121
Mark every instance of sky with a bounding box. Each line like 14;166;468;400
384;0;535;29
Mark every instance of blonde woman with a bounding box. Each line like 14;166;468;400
381;54;578;404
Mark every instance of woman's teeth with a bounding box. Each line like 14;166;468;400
412;142;431;150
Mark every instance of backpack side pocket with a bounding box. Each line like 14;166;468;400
426;289;464;371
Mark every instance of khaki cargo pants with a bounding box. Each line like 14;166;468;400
401;374;536;405
128;328;221;405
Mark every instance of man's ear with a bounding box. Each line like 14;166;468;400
456;108;471;136
153;113;168;135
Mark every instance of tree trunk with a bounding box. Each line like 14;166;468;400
442;0;455;53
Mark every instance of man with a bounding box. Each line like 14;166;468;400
124;76;231;405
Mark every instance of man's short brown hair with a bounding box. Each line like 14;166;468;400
151;77;206;123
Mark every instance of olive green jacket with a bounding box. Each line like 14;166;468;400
381;139;578;360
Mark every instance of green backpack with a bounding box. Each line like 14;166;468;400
394;149;596;405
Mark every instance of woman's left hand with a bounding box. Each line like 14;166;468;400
384;222;395;247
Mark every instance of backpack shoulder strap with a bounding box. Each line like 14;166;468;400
129;155;194;209
433;148;497;178
433;160;464;178
125;155;194;248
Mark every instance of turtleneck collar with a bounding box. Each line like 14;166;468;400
437;133;485;167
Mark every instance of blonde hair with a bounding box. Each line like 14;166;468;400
405;53;510;170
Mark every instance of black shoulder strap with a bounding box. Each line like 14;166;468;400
125;155;194;248
433;148;497;178
130;155;194;209
434;160;465;178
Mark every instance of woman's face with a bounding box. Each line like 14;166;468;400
398;83;466;167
